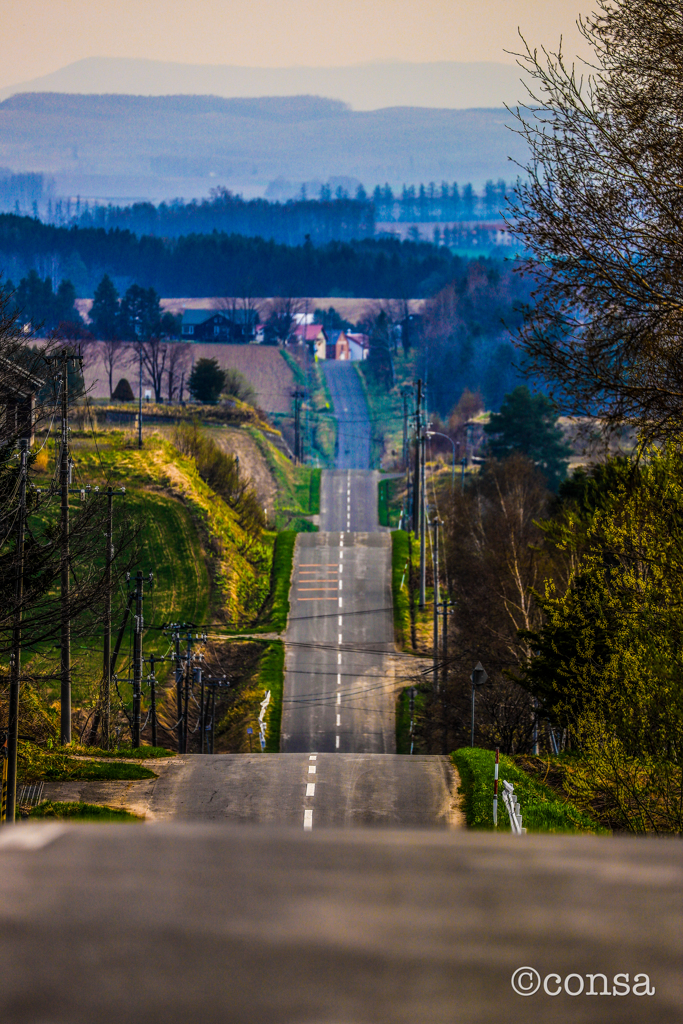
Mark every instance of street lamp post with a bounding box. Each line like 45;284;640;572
426;430;457;492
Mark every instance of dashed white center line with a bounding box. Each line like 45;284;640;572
337;651;342;664
338;597;342;608
336;714;341;726
337;692;341;705
338;615;343;626
338;633;342;643
337;673;341;685
308;765;316;774
309;755;317;761
338;580;342;590
306;783;315;797
335;736;340;749
304;809;313;829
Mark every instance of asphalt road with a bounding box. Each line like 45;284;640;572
0;822;679;1024
280;529;395;754
320;467;381;532
322;360;372;470
44;753;458;827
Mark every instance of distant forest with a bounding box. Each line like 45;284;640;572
0;213;511;298
27;180;513;247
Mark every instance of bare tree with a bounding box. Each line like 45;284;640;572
509;0;683;442
265;295;305;345
138;337;167;404
98;338;131;399
166;342;191;403
424;454;553;753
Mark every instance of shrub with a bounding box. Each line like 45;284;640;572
112;377;135;401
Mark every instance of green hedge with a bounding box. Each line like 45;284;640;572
260;642;285;753
452;747;606;834
391;530;412;649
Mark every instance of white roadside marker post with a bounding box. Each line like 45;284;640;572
493;747;499;827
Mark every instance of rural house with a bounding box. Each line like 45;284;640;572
181;308;259;342
325;330;350;360
293;323;327;359
347;332;369;361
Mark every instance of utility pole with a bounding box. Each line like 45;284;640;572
199;664;205;754
432;516;440;694
419;416;427;610
292;387;306;463
412;380;422;536
6;439;28;824
132;571;144;748
138;344;143;449
54;346;82;745
174;630;183;753
101;486;125;749
166;623;207;753
149;653;157;748
401;385;412;468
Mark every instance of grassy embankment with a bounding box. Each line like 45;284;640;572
24;418;315;761
247;424;321;530
355;352;415;470
17;742;156;783
230;529;297;752
391;530;434;753
279;350;337;467
29;801;143;822
378;476;403;528
452;748;608;835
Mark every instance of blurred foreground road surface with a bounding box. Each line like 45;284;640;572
0;822;679;1024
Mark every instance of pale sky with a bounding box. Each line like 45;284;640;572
0;0;588;90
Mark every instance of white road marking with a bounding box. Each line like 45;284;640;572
340;549;343;560
339;597;342;607
306;783;315;797
304;809;313;829
338;580;342;590
308;765;316;774
309;755;317;760
338;633;342;643
338;615;342;625
335;735;340;749
337;651;342;664
337;692;341;705
337;673;341;685
337;714;341;726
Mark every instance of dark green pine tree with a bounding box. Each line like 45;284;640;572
90;274;120;339
484;385;571;490
189;358;226;404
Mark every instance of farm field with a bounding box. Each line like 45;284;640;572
81;342;295;414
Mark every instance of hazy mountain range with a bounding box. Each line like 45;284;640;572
0;57;527;111
0;92;528;206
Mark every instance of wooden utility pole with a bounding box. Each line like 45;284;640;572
419;418;427;610
132;571;144;748
412;380;422;536
59;349;72;745
432;516;440;694
6;440;28;823
100;486;125;749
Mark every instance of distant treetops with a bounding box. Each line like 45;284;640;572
484;385;571;492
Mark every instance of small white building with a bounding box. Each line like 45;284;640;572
347;332;369;361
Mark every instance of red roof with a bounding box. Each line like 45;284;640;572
294;324;326;342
